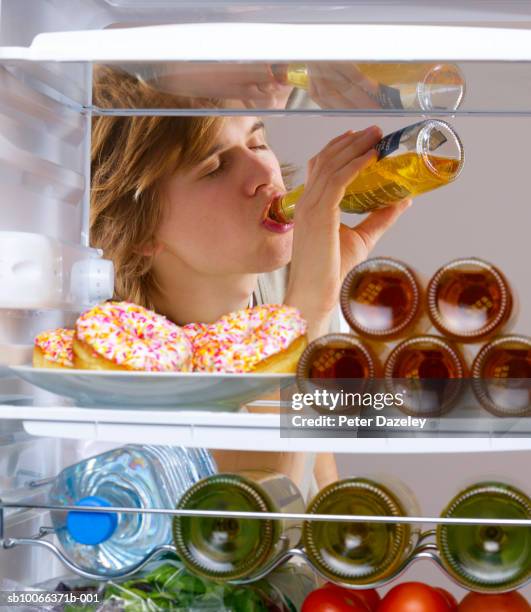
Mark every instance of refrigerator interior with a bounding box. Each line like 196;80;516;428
0;0;530;604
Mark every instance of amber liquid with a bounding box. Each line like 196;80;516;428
385;337;466;416
273;153;460;222
472;337;531;416
389;344;463;380
428;263;513;342
297;335;379;409
286;62;463;89
285;62;465;111
309;347;372;379
342;260;422;340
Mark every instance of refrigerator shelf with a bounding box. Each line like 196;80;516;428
2;23;531;62
2;24;531;115
0;403;530;453
1;503;529;590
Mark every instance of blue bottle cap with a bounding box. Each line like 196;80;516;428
67;496;118;545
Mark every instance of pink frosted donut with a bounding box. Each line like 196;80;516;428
190;304;307;373
33;328;74;369
74;301;192;372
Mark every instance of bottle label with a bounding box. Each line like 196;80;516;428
342;184;412;212
375;122;424;160
376;83;404;110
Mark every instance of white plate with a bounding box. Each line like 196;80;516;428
10;366;294;409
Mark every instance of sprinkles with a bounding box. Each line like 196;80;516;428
190;304;307;373
75;301;192;372
34;328;75;368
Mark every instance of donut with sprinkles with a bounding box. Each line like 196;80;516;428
33;328;75;369
190;304;307;373
74;301;193;372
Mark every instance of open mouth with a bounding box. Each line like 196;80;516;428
261;195;294;233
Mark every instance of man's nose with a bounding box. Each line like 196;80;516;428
242;153;276;196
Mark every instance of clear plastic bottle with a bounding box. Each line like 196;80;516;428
49;445;216;576
437;481;531;592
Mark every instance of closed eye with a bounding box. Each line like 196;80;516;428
204;160;227;178
203;143;268;178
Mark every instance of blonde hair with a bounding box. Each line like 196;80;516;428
90;66;225;308
91;66;296;310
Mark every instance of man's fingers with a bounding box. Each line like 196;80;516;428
352;199;412;251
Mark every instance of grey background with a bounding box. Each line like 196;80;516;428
266;115;531;336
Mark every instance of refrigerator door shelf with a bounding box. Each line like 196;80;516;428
0;232;113;311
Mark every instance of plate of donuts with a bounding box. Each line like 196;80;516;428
19;301;306;408
10;366;294;409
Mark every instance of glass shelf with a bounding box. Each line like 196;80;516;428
1;24;531;115
0;402;530;453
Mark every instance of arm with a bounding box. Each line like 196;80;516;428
314;452;339;489
284;126;411;340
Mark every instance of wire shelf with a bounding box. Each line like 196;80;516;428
1;500;529;591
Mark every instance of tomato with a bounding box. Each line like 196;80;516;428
378;582;452;612
323;583;381;611
458;591;530;611
434;587;458;610
301;586;370;612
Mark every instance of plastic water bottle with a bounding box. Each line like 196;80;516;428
49;445;216;576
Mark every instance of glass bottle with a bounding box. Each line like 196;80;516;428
472;335;531;417
427;257;514;343
268;120;464;223
173;470;304;581
437;481;531;592
340;257;426;342
296;333;381;414
302;477;420;585
283;62;466;111
384;335;467;416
